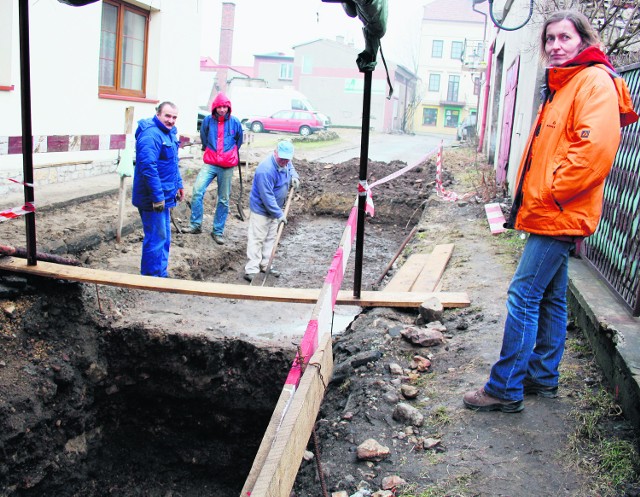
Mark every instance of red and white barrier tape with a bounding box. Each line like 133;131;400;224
0;202;35;222
369;145;440;190
435;140;459;202
357;144;441;218
357;180;375;217
6;178;34;187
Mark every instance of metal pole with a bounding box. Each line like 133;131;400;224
18;0;37;266
353;70;373;299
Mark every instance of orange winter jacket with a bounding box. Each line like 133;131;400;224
509;63;638;237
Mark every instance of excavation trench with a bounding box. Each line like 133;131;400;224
1;156;431;495
6;148;639;497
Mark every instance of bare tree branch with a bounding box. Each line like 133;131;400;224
535;0;640;58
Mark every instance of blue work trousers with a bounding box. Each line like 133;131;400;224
189;164;233;235
139;208;171;277
485;234;574;402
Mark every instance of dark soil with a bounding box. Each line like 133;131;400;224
0;136;638;497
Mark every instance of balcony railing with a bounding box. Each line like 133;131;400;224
462;39;487;72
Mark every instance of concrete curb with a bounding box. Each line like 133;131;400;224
568;258;640;429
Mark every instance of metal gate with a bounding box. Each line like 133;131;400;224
582;62;640;316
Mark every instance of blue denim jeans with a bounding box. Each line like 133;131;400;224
485;234;574;402
139;208;171;277
189;164;233;235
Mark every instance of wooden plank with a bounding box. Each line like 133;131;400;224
240;384;295;496
241;285;334;496
337;290;469;308
248;332;334;497
0;257;469;308
382;253;430;292
410;243;455;293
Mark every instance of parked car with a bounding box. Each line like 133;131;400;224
246;110;326;136
313;111;332;128
456;114;477;141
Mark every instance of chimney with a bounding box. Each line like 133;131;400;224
217;2;235;94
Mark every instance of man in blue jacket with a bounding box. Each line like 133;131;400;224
244;140;300;282
132;101;184;277
186;92;243;245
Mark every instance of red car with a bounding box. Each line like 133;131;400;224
247;110;326;136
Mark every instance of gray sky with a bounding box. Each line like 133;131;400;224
200;0;434;70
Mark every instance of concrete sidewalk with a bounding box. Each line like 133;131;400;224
568;259;640;429
3;172;122;213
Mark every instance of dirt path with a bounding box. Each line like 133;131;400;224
291;153;639;497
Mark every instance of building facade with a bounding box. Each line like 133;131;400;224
202;3;418;133
478;1;545;193
415;0;489;136
1;0;202;190
293;38;418;133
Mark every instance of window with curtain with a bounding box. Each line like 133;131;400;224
99;0;149;97
280;63;293;80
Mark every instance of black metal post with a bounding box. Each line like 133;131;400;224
18;0;37;266
353;70;373;299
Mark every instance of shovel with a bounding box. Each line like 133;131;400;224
255;187;295;287
236;158;247;221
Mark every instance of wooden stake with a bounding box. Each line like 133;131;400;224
116;106;134;243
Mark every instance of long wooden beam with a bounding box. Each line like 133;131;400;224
0;257;469;308
249;332;333;496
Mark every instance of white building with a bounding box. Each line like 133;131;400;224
0;0;202;194
415;0;489;136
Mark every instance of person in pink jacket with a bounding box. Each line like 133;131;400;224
464;10;638;413
186;92;244;245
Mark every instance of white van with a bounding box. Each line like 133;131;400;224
225;85;331;128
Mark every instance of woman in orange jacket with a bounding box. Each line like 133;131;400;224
464;10;638;412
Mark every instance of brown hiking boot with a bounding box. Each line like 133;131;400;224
523;378;558;398
463;387;524;413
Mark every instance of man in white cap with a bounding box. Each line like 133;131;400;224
244;140;300;282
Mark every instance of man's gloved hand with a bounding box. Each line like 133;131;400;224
277;215;287;226
152;200;165;212
291;177;300;192
176;188;185;202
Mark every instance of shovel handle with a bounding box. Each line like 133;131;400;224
257;187;294;286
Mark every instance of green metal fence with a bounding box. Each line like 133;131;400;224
583;62;640;316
